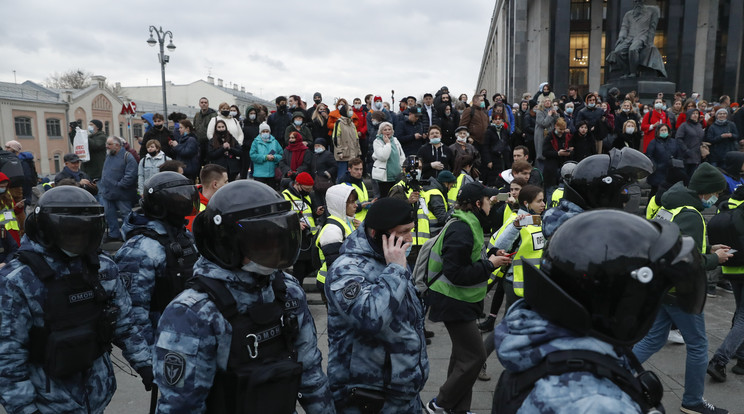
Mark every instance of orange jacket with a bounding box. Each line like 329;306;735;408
186;186;210;232
327;110;359;137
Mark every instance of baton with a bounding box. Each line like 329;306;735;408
149;384;159;414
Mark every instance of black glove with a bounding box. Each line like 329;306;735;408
137;366;154;391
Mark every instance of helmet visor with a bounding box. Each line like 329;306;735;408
610;148;654;180
161;185;200;217
662;236;706;314
43;207;106;255
235;210;301;269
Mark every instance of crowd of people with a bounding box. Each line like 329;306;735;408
0;84;743;414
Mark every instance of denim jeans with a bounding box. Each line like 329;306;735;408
100;197;131;239
336;161;348;183
632;304;707;407
713;280;744;364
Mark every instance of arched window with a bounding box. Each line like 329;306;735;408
53;153;62;173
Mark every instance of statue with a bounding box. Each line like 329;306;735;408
606;0;667;79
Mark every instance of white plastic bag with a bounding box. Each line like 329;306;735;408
73;127;90;162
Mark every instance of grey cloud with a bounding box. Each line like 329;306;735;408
247;54;287;71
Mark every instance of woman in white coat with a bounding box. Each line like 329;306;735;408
206;102;245;145
372;121;406;197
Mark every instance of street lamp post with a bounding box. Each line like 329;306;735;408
146;26;176;119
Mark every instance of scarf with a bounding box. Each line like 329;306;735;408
62;166;82;182
380;136;401;181
287;141;308;171
550;132;571;151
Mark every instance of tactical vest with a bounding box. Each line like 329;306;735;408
512;224;545;297
427;210;488;303
549;187;564;208
18;251;115;378
315;216;352;284
349;182;369;222
128;227;200;314
282;189;317;233
190;274;302;414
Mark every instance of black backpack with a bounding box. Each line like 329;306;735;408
708;204;744;268
189;274;303;414
0;152;25;187
493;349;664;414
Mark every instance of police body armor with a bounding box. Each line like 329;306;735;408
190;273;303;414
128;227;199;313
18;250;116;379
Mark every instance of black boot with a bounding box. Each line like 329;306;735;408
478;316;496;333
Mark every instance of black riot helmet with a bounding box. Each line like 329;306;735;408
192;180;301;270
524;210;705;346
564;147;653;209
141;172;199;223
26;186;105;255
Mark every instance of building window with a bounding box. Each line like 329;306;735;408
569;33;590;91
119;123;124;137
133;123;143;137
53;153;61;173
14;117;33;137
104;121;110;135
46;118;62;138
570;0;591;21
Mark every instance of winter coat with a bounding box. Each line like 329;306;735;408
575;106;604;134
571;131;596;162
154;257;334;413
494;300;645;413
705;120;740;166
17;151;36;201
438;111;460;145
284;123;314;146
327;109;359;138
242;119;260;153
0;240;151;414
543;130;573;188
193;108;217;143
522;111;536;144
372;135;406;182
396;118;425;157
645;137;686;187
417;143;454;180
171;132;200;179
449;142;481;168
279;145;312;177
483;125;512;168
207;133;242;179
325;222;429;404
311;149;338;182
331;117;361;162
268;109;293;146
675;109;705;166
100;148;138;201
721;151;744;195
206;115;244;146
141;126;174;159
535;108;559;161
249;135;283;178
82;130;108;180
317;185;356;268
640;110;671;152
138;150;170;194
459;106;490;145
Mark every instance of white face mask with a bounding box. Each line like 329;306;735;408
457;136;467;143
241;262;275;275
625;127;635;134
374;102;383;110
354;104;361;110
229;111;237;117
249;113;256;121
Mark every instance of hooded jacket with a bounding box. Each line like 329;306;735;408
138;150;170;195
171;131;200;179
317;185;356;266
0;240;151;414
494;301;644;413
325;223;429;403
720;151;744;195
154;257;333;413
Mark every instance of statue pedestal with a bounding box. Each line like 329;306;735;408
600;78;676;104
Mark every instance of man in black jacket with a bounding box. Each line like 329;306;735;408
140;113;173;159
268;96;293;147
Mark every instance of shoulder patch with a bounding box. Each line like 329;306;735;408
163;352;185;386
342;281;361;300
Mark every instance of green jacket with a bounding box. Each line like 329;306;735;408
193;108;217;142
82;130;108;179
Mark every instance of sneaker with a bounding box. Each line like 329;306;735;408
717;280;734;294
732;359;744;375
425;329;435;338
478;363;491;381
425;398;446;414
707;285;717;298
668;329;685;344
680;399;728;414
707;359;727;382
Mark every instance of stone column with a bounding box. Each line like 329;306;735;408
588;0;604;91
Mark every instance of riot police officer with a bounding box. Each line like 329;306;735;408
0;186;153;414
153;180;333;413
115;171;200;345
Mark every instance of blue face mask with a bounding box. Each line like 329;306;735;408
405;245;412;257
565;107;573;114
587;103;596;108
429;138;441;145
314;147;324;154
479;101;486;108
702;195;718;208
294;119;303;126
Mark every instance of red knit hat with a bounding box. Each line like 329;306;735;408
295;172;314;186
0;173;9;183
374;96;382;102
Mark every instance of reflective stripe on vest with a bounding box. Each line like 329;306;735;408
282;190;317;233
722;266;744;276
645;195;661;220
447;174;468;207
427;210;487;303
315;216;352;284
394;180;431;245
486;214;518;283
350;182;369;222
653;206;707;253
511;225;545;297
549;187;564;208
0;207;19;231
422;188;448;221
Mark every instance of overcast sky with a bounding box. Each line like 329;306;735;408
1;1;494;106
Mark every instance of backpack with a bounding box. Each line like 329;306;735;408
189;274;302;414
311;219;346;270
413;218;457;294
493;349;664;414
19;152;38;185
0;152;25;187
708;204;744;268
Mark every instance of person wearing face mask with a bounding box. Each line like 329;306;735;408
240;106;261;178
310;138;338;194
706;108;741;167
449;127;481;171
282;172;324;287
635;163;732;414
138;113;171;160
288;95;307;119
424;182;512;414
267;96;293;147
438;103;460;145
614;119;641;150
278;131;312;188
283;112;313;148
417;125;454;180
645;124;686;196
575;93;605;154
329;99;362;179
325;197;427;412
534;98;560;170
351;98;370;164
138;139;171;196
207;120;242;181
561;101;576;133
206;102;244;146
371;121;406;198
641;97;671;152
306;92;323;120
327;98;359;140
78;119;107;182
483;115;512;185
542;118;573;189
458;94;490;151
155;180;334;413
366;95;394;136
676;108;706;178
311;103;331;144
249;122;283;189
396;105;427;159
614;100;641;139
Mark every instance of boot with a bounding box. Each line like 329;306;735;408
478;316;496;333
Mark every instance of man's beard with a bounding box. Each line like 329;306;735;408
108;149;118;156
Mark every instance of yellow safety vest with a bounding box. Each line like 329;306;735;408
392;180;431;245
0;204;19;232
511;224;545;297
646;195;661;220
422;187;449;221
349;182;369;222
653;205;707;253
282;189;317;233
315;216;353;284
485;214;518;284
447;173;469;207
502;205;516;227
550;187;564;208
720;199;744;276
